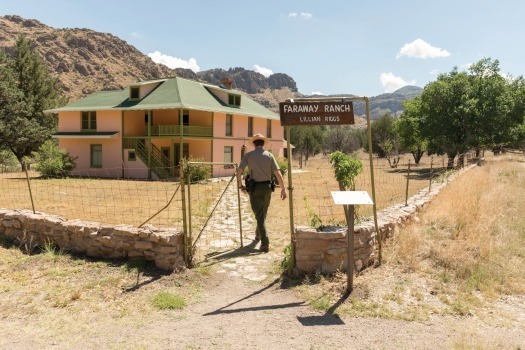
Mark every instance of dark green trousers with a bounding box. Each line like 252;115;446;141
249;184;272;246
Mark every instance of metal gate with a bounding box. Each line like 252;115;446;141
185;162;255;264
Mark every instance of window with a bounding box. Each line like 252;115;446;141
248;117;253;137
224;146;233;168
128;150;136;161
266;119;272;138
225;114;233;136
130;86;140;100
144;111;153;126
91;144;102;168
182;109;189;126
81;111;97;131
228;94;241;106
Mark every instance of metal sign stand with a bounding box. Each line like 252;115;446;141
331;191;373;293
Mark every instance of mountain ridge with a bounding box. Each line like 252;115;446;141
0;15;421;119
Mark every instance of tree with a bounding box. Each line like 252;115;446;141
324;125;363;154
416;58;525;166
0;149;18;173
290;125;325;167
418;69;474;168
370;113;401;168
0;35;66;170
396;97;428;164
468;58;517;155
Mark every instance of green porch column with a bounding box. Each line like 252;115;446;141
147;110;151;179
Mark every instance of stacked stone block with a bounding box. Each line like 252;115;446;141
0;209;185;271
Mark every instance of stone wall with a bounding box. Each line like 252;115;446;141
294;165;475;274
0;209;185;271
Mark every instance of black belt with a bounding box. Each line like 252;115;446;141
254;180;271;184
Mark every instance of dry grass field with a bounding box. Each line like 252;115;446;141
291;153;525;347
0;152;448;229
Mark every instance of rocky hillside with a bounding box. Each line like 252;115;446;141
0;15;419;118
0;15;176;100
0;15;298;104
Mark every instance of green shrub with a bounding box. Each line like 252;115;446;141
183;157;211;183
0;149;18;173
32;140;76;177
275;155;288;176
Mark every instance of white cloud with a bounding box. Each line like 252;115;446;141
380;72;416;93
287;12;313;19
311;91;325;96
301;12;313;19
430;69;440;75
396;39;450;59
253;64;273;77
147;51;200;72
130;32;142;39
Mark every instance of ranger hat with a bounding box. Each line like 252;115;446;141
250;133;268;145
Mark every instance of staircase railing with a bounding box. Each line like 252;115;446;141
132;139;173;179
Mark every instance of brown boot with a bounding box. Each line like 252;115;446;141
259;245;269;253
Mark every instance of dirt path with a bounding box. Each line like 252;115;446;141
2;246;524;350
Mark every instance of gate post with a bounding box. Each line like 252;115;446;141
286;126;296;273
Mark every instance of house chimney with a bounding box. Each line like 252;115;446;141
220;77;233;89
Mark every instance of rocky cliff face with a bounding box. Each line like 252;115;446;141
0;15;298;104
0;15;175;100
196;68;298;94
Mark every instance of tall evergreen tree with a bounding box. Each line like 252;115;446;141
0;35;66;170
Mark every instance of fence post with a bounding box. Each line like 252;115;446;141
428;156;434;193
286;126;296;274
405;160;411;206
235;164;244;248
180;163;190;266
187;164;192;252
24;161;36;214
365;98;381;265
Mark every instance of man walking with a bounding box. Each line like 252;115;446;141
237;134;286;253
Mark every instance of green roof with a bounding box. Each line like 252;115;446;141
46;77;279;120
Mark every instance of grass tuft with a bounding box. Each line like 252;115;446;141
151;291;187;310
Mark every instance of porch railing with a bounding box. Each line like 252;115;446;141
146;125;213;137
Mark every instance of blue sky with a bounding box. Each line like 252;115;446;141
1;0;524;97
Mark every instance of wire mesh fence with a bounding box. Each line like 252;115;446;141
0;166;184;229
1;152;472;260
185;163;253;263
290;153;452;227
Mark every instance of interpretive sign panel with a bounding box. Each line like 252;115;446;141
279;101;354;126
331;191;373;205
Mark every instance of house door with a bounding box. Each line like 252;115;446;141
161;147;170;161
174;143;189;166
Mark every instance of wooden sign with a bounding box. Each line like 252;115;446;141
279;101;355;126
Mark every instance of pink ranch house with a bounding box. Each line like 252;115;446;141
47;77;285;179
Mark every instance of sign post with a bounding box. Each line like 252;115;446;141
279;97;380;283
331;191;373;293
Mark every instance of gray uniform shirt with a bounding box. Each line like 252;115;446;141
239;148;279;182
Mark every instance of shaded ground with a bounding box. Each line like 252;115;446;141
1;242;524;350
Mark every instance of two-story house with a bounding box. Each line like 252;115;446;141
47;77;285;179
